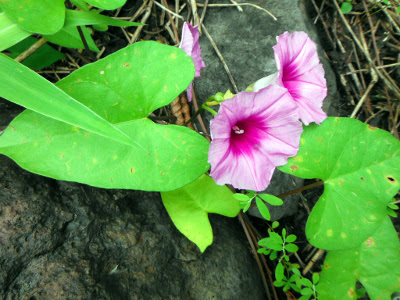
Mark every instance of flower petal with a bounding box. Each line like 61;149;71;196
180;22;206;78
253;73;278;92
186;82;193;102
274;31;328;125
209;85;303;191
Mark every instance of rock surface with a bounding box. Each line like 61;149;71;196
196;0;338;122
0;156;264;299
0;0;339;298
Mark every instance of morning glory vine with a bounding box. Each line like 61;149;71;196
0;17;399;299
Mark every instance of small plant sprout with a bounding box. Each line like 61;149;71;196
340;0;353;14
258;223;319;298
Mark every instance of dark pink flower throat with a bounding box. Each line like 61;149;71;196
232;125;244;135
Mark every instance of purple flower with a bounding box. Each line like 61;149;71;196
179;22;206;101
208;85;303;191
254;31;327;125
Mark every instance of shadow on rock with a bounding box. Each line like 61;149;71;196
0;156;264;299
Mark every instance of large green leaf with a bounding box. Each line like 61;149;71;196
83;0;127;10
0;11;31;51
44;25;100;52
161;175;240;252
280;117;400;250
60;41;195;119
64;9;143;28
0;42;209;191
7;37;65;69
0;53;136;148
0;0;65;35
317;217;400;300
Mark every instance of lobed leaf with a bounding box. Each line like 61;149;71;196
317;217;400;300
0;0;65;35
0;42;209;191
280;117;400;250
161;174;240;252
0;53;135;147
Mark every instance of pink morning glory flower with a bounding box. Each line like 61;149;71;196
208;85;303;191
179;22;206;102
253;31;327;125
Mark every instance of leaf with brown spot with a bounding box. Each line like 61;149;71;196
0;42;208;191
317;217;400;300
0;0;65;34
280;117;400;250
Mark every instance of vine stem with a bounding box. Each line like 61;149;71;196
15;38;47;63
201;104;218;116
65;0;96;62
77;26;97;62
249;180;324;209
276;180;324;199
183;106;203;126
238;212;271;299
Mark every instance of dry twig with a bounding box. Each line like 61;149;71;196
15;38;47;63
303;249;325;275
129;0;153;44
196;2;277;21
201;23;239;93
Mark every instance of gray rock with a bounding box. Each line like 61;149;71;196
0;155;265;299
196;0;337;122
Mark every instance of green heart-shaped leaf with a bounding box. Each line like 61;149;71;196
317;217;400;300
0;41;209;191
280;117;400;250
59;41;195;118
0;53;134;147
161;174;240;252
0;0;65;35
